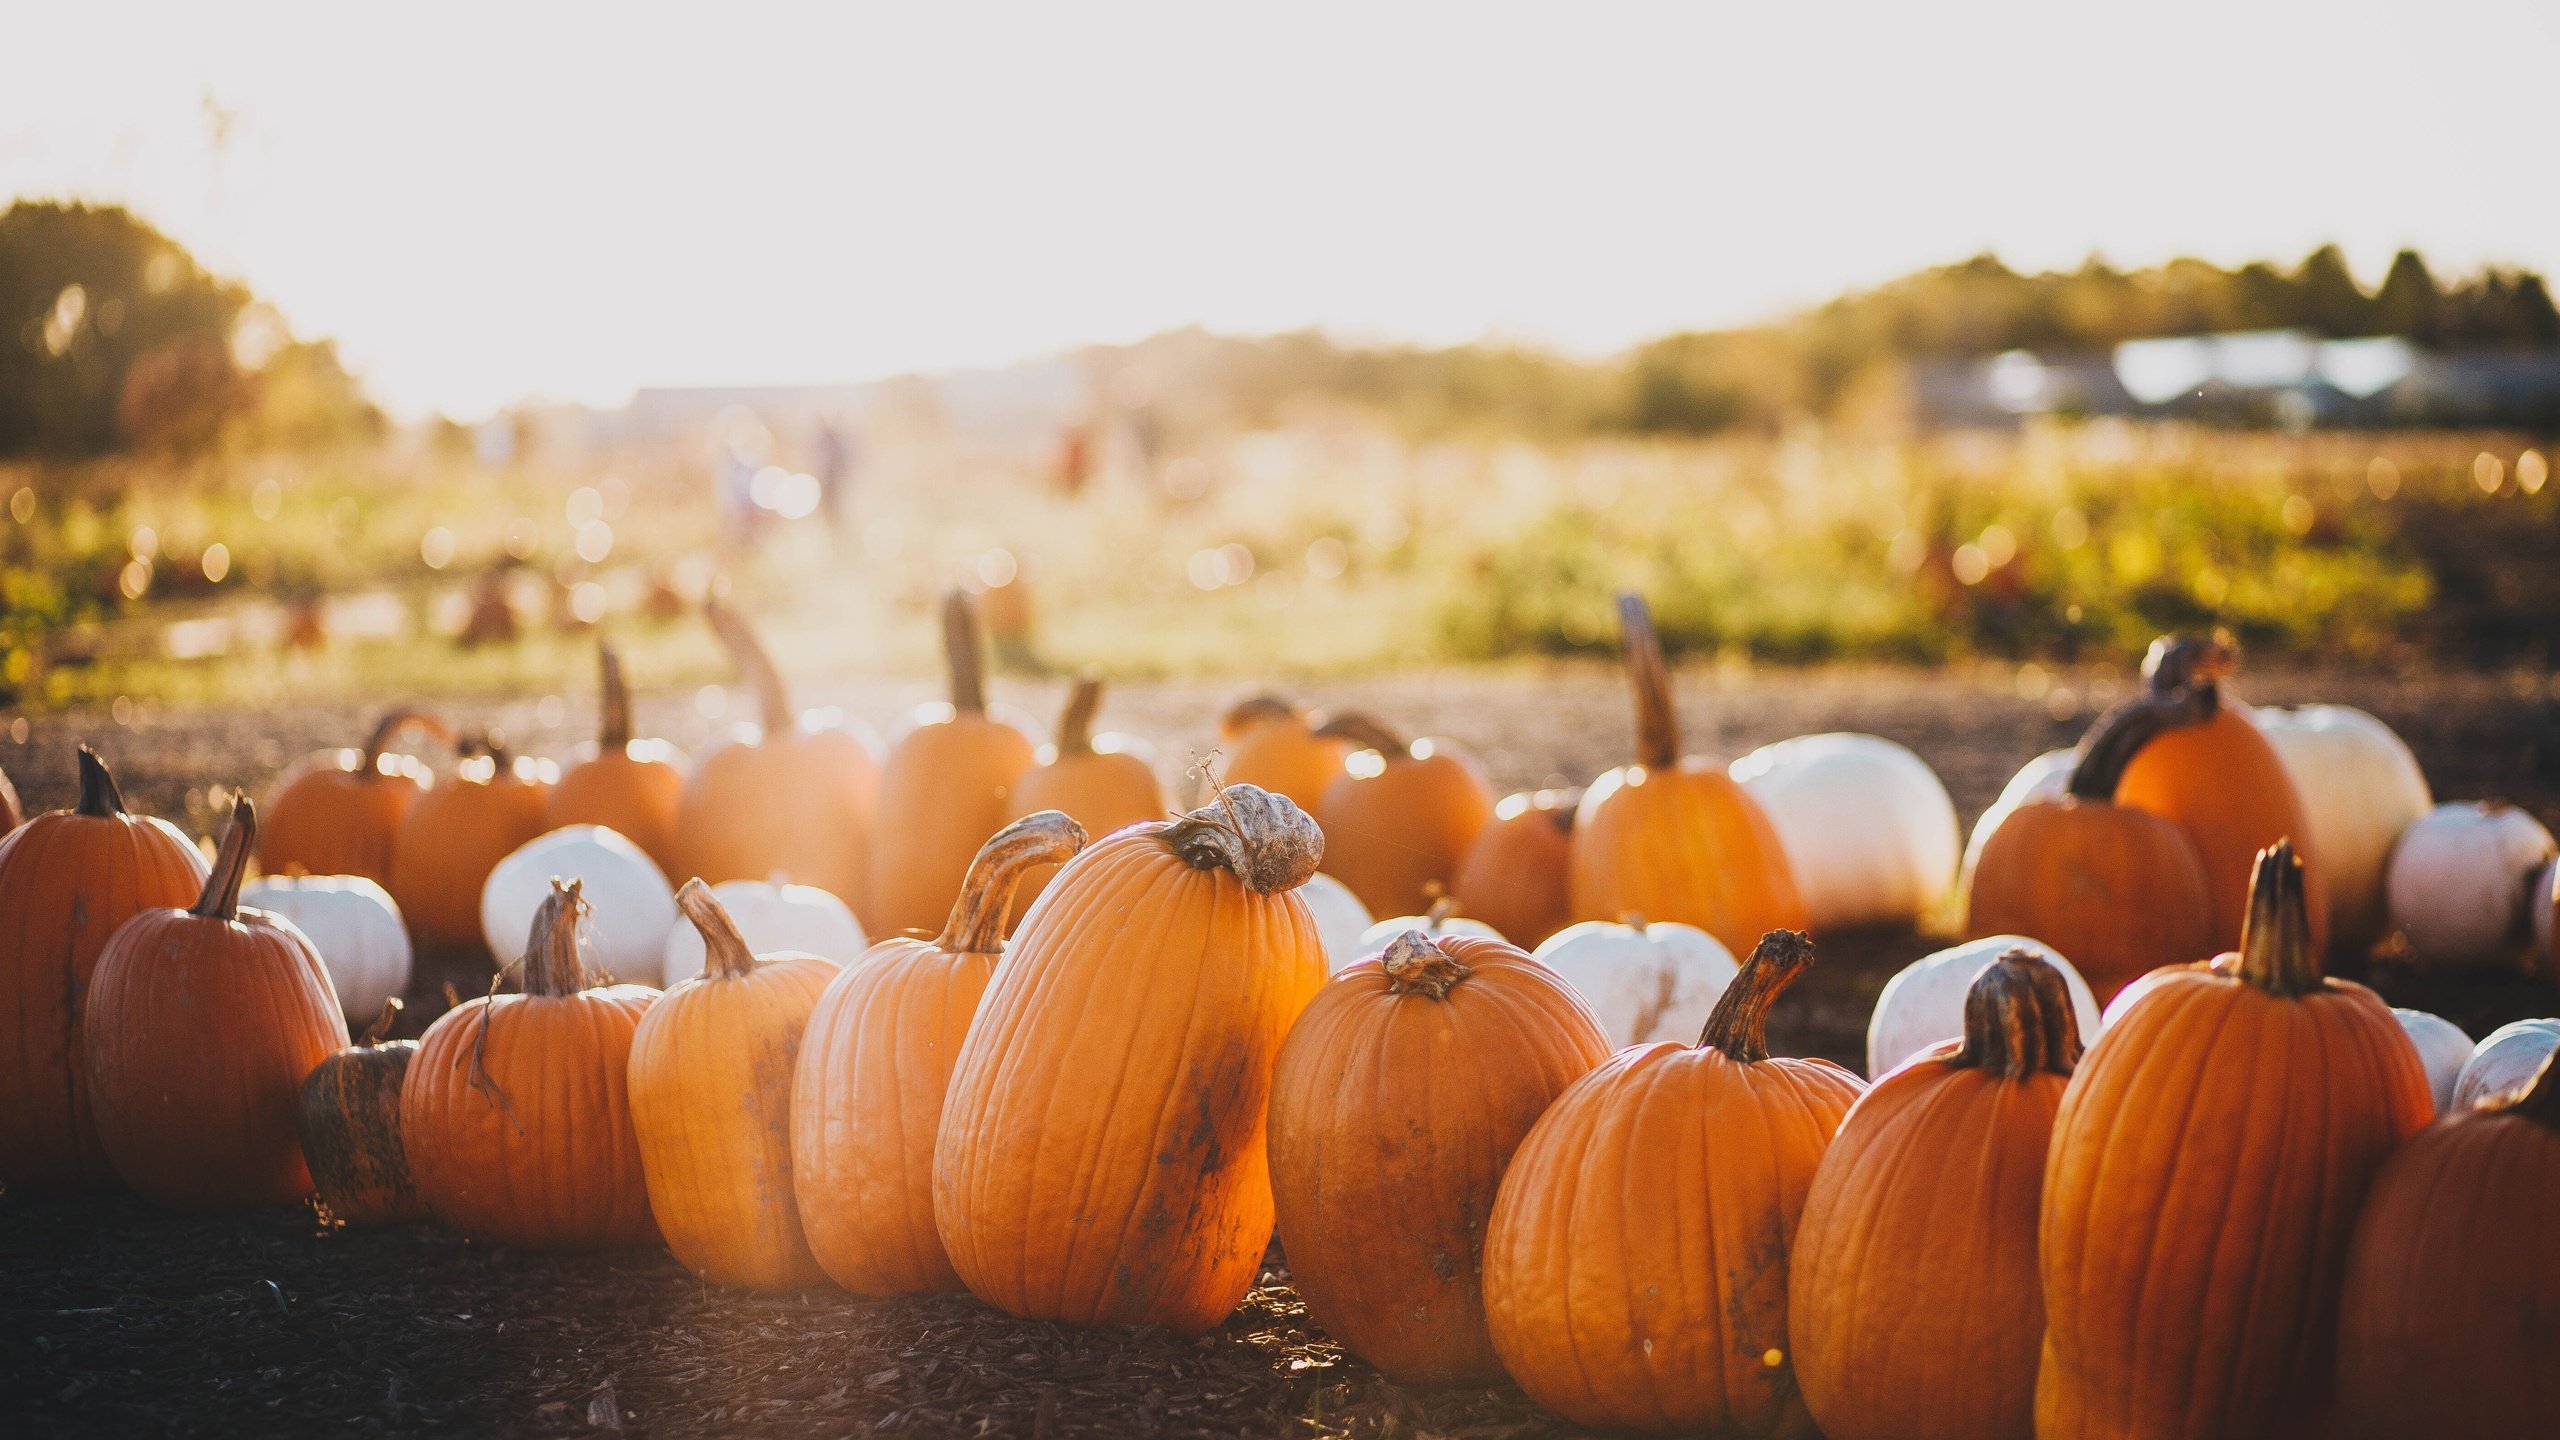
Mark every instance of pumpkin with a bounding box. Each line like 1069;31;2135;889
794;811;1087;1295
1529;916;1737;1048
1313;711;1495;919
240;874;413;1027
2383;801;2555;968
546;642;688;876
1731;732;1960;932
1791;949;2084;1440
386;738;554;949
2539;858;2556;967
2036;841;2432;1440
1353;896;1501;957
2252;703;2432;948
866;588;1040;936
0;761;19;834
677;598;883;913
662;878;866;986
296;999;426;1224
260;708;451;883
628;880;839;1288
2336;1044;2560;1438
1955;746;2074;902
2451;1018;2560;1111
1866;933;2101;1079
2392;1008;2473;1114
0;748;208;1191
1451;788;1579;947
1568;593;1805;954
934;785;1327;1333
400;879;659;1248
1216;694;1352;819
1267;930;1612;1383
1002;676;1164;925
84;798;350;1211
1297;872;1374;971
480;826;675;982
1481;930;1865;1435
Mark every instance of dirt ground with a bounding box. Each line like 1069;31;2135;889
5;663;2557;1437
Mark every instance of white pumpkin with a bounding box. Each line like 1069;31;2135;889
1531;919;1737;1048
1866;933;2102;1079
1299;872;1376;973
480;825;676;983
1957;747;2076;899
2391;1008;2475;1115
2383;802;2558;967
1731;732;1960;931
2252;704;2433;945
2534;859;2555;970
660;877;867;985
240;874;412;1026
2452;1018;2560;1111
1355;908;1501;960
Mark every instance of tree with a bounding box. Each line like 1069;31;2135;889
2291;245;2373;336
2371;250;2439;341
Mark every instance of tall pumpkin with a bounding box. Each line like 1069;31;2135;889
793;811;1087;1294
1481;931;1865;1435
1217;695;1352;819
1450;788;1579;947
2037;842;2431;1440
297;1000;427;1225
627;881;838;1288
1268;930;1610;1383
934;785;1327;1333
547;642;688;877
386;737;553;949
1568;593;1805;955
866;589;1040;935
85;799;350;1211
400;879;660;1249
1312;711;1495;919
1002;677;1163;924
260;708;451;883
1791;949;2083;1440
0;748;208;1191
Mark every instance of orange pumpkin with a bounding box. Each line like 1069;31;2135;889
260;708;452;883
85;798;350;1211
1480;930;1864;1435
1790;948;2084;1440
547;642;687;877
678;599;882;912
1451;787;1579;947
867;589;1039;935
401;879;660;1249
1268;929;1610;1383
1313;711;1495;919
0;762;19;834
1002;677;1163;925
0;748;208;1191
935;785;1327;1333
386;737;554;949
2037;842;2431;1440
297;999;427;1225
794;811;1088;1294
1218;695;1352;819
1568;593;1805;954
628;880;838;1287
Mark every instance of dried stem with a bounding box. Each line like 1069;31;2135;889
596;642;632;750
191;797;257;921
1950;948;2083;1078
75;746;127;817
2507;1043;2560;1127
675;879;759;980
944;588;988;715
362;997;404;1046
1222;694;1301;735
520;879;594;997
941;810;1090;953
2237;840;2320;997
360;708;454;774
1159;783;1325;896
1617;592;1681;770
1381;930;1469;999
1697;929;1816;1062
1054;676;1103;757
704;598;793;737
1311;710;1408;759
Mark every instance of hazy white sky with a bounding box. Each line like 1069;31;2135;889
9;1;2555;418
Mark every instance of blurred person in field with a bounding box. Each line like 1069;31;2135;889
813;413;859;533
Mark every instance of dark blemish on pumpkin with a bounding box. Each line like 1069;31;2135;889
1429;1251;1459;1282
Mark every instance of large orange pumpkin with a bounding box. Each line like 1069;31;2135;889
867;589;1040;935
296;999;427;1225
793;811;1087;1294
1313;711;1495;919
0;748;208;1191
1002;676;1163;924
1790;948;2083;1440
547;642;687;877
400;879;660;1249
1569;593;1805;955
2037;842;2430;1440
1480;929;1864;1435
84;798;350;1211
1217;695;1352;819
627;880;838;1288
1268;929;1610;1383
260;708;452;883
386;738;554;949
1450;787;1579;947
934;785;1327;1333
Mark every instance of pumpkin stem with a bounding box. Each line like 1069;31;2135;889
361;997;404;1046
519;878;594;997
1616;592;1682;771
1223;694;1301;735
1381;930;1469;999
191;796;257;921
1697;929;1814;1062
941;810;1091;953
1055;675;1103;757
2066;677;2219;801
704;597;794;738
674;878;759;980
596;641;632;750
2142;630;2236;702
1423;895;1460;931
2237;839;2321;997
75;745;128;817
1951;948;2083;1078
944;587;988;715
2507;1044;2560;1127
359;707;454;775
1159;782;1326;896
1310;710;1408;758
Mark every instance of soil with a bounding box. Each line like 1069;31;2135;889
4;663;2556;1437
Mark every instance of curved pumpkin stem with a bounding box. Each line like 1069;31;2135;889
704;597;794;738
360;707;455;776
1381;930;1469;999
75;746;128;817
2066;669;2222;803
1422;895;1461;931
1054;675;1103;758
674;879;759;980
1160;782;1325;896
2142;630;2236;703
2507;1044;2560;1127
520;878;594;996
1697;929;1814;1063
362;997;404;1046
940;810;1090;954
2237;840;2320;997
1616;592;1681;770
1952;948;2083;1078
1222;694;1301;735
190;797;257;922
1311;710;1408;759
943;587;988;715
596;641;632;750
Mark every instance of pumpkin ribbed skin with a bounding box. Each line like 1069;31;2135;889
260;709;448;884
1315;714;1496;919
866;591;1039;936
1218;697;1352;820
934;787;1327;1334
1451;790;1578;947
1001;679;1163;925
0;750;209;1191
1965;797;2214;1002
387;751;552;949
1267;932;1610;1383
2117;701;2328;954
297;1011;426;1225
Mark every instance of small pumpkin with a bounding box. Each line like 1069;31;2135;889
1268;930;1611;1383
1568;593;1805;954
241;874;413;1027
260;708;452;883
1353;895;1501;957
1216;694;1352;819
2383;801;2555;968
794;811;1086;1295
296;999;426;1224
628;880;839;1288
1792;949;2084;1440
1481;930;1865;1435
1731;732;1961;932
546;641;688;876
1866;933;2101;1080
2451;1018;2560;1111
1529;915;1737;1048
1002;676;1164;924
386;737;554;949
2252;703;2432;948
662;878;866;986
1313;711;1495;920
85;798;350;1211
1297;872;1374;971
2392;1007;2474;1114
1451;788;1579;947
480;825;676;982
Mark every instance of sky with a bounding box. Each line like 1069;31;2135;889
8;1;2557;419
